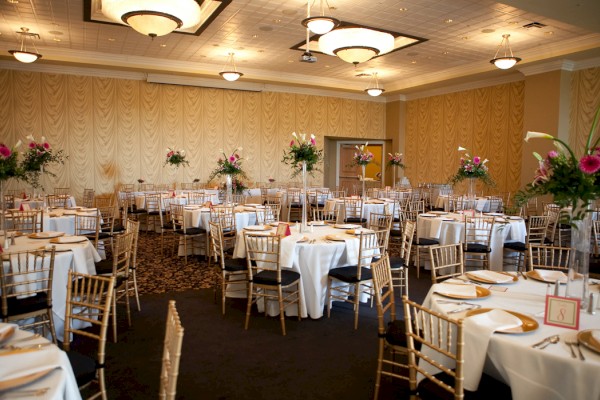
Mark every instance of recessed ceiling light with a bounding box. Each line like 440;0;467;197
53;37;61;42
7;0;19;4
411;60;417;64
108;38;116;42
325;65;330;68
508;21;518;25
443;51;449;55
444;19;453;23
288;60;294;63
160;44;166;47
252;34;258;38
273;19;282;23
399;7;408;11
545;31;554;35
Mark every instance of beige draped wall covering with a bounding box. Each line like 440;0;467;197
404;82;525;196
0;69;385;197
570;67;600;158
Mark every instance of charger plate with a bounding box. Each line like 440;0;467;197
434;284;490;299
465;308;538;333
28;231;64;239
577;330;600;354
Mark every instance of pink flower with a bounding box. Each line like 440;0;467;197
473;156;480;165
579;155;600;174
229;156;236;163
547;150;558;159
167;151;174;157
310;137;316;145
290;140;295;147
29;142;36;149
0;145;11;158
460;158;465;165
532;160;550;186
43;142;50;149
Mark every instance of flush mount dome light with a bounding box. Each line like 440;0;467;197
102;0;202;38
319;27;394;65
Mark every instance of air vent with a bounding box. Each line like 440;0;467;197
523;22;546;29
355;73;372;78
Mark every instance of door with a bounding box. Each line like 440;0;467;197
338;145;361;195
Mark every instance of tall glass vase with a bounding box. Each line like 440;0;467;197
0;180;5;231
299;161;308;233
565;202;591;309
225;174;233;205
361;165;366;200
392;167;396;189
467;178;476;210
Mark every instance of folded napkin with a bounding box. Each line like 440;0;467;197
433;283;477;298
463;309;523;390
34;231;61;238
534;269;567;283
469;270;514;283
592;330;600;343
0;323;17;342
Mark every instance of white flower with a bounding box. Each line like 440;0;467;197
180;150;185;156
310;134;315;140
524;131;554;142
26;135;34;141
458;146;466;151
15;140;22;148
292;132;298;138
41;136;46;142
482;158;489;165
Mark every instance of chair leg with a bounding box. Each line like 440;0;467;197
112;295;118;343
353;282;360;330
131;269;141;312
278;286;286;336
244;282;253;330
373;338;385;400
46;312;57;345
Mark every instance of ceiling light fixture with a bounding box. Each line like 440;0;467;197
490;33;521;70
301;0;339;35
319;26;394;65
364;72;384;97
8;27;42;63
219;53;243;82
101;0;201;38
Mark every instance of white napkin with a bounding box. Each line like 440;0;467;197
534;269;567;283
463;309;523;390
469;270;514;283
0;323;17;342
592;330;600;343
35;231;60;238
433;283;477;298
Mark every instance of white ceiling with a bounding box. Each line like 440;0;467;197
1;0;600;96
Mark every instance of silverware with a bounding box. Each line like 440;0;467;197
0;334;42;349
436;300;479;307
520;271;528;280
1;342;53;351
565;341;578;359
1;387;49;398
531;335;559;349
566;340;585;360
447;304;481;314
537;335;559;349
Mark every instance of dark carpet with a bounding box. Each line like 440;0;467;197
102;232;433;400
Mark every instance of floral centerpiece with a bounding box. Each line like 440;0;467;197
281;132;323;177
222;177;247;194
209;148;247;180
165;147;189;167
449;146;494;187
0;142;21;182
386;152;405;169
352;143;374;166
516;107;600;308
21;135;66;188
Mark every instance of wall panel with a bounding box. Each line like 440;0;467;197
571;67;600;157
2;70;385;197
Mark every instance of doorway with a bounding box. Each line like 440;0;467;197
337;142;384;195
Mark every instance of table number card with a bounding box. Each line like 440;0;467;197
276;223;291;237
544;295;580;330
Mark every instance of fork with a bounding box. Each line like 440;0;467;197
436;300;478;307
566;340;585;360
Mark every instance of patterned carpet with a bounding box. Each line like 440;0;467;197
136;232;219;294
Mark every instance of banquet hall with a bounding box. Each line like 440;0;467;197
1;0;600;399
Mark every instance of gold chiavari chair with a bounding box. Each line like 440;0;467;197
158;300;184;400
463;216;495;270
10;209;43;233
82;188;95;208
429;243;465;283
171;204;208;264
503;215;550;272
528;244;571;272
286;187;303;222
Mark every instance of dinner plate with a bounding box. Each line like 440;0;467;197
49;236;88;244
243;225;273;231
27;231;65;239
466;271;518;284
465;308;538;333
441;218;455;222
577;329;600;354
325;234;347;241
430;211;448;215
435;284;491;299
420;213;436;218
0;367;54;391
333;224;360;229
526;269;568;284
485;212;504;216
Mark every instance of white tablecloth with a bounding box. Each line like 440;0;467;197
325;198;390;222
4;235;101;341
232;225;362;318
417;213;526;271
421;279;600;400
436;195;496;212
0;323;81;399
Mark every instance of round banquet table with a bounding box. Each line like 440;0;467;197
0;323;81;399
421;277;600;400
417;212;526;271
2;234;101;342
232;223;367;319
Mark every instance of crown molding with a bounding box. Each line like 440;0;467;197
0;59;146;80
572;56;600;71
518;60;577;76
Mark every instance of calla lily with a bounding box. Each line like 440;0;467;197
458;146;466;151
524;131;554;142
26;135;34;141
15;140;21;148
